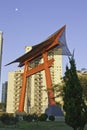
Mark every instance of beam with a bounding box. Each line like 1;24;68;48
25;58;54;77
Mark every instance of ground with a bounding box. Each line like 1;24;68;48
0;121;87;130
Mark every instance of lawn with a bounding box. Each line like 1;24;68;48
0;121;87;130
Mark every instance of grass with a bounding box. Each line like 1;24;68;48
0;121;87;130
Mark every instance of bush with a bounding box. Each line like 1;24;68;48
49;115;55;121
39;113;48;121
24;113;38;122
24;114;34;122
15;111;26;120
32;113;38;121
0;113;18;125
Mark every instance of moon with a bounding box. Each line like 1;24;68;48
15;8;19;12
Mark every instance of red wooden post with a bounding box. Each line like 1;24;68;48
43;52;56;106
18;62;28;112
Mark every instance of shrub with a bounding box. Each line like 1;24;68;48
24;114;34;122
39;113;48;121
15;111;26;120
49;115;55;121
24;113;39;122
32;113;38;121
0;113;18;125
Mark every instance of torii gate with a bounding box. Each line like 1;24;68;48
6;25;71;112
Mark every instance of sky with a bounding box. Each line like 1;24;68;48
0;0;87;98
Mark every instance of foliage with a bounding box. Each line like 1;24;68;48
0;113;18;125
78;73;87;101
0;103;6;111
24;114;34;122
38;113;48;121
51;82;64;108
15;111;27;121
23;113;38;122
49;115;55;121
32;113;39;121
53;83;63;99
52;72;87;106
63;56;87;130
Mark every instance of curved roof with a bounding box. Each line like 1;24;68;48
6;25;71;67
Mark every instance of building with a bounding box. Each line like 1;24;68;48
6;69;24;113
0;32;3;81
1;81;8;103
6;26;71;115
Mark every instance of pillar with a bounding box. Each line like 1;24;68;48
43;52;56;106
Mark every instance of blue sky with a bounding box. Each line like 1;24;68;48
0;0;87;96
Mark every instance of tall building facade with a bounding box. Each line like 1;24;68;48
0;32;3;81
6;69;24;113
1;81;8;103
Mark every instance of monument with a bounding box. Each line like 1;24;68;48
6;25;71;116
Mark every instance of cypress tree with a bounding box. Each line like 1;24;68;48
63;56;87;130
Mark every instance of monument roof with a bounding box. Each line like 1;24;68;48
6;25;71;67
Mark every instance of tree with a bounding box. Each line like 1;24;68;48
0;103;6;111
63;56;87;130
78;72;87;101
53;83;64;107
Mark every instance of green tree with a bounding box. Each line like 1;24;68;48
78;72;87;101
53;83;64;108
0;103;6;111
63;56;87;130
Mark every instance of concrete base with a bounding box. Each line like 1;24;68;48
45;105;64;116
